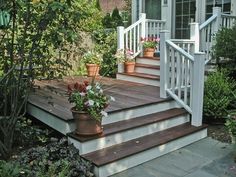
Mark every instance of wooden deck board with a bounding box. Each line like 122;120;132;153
28;77;167;122
82;123;208;166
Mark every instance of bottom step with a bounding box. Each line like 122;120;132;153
82;123;207;177
116;72;160;86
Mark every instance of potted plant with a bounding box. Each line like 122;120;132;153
115;49;135;73
225;111;236;144
141;37;160;57
82;50;103;77
68;80;115;136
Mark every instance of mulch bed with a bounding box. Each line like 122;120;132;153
208;124;231;143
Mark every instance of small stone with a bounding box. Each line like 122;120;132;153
50;137;58;142
136;141;139;144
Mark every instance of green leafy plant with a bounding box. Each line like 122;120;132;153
0;160;21;177
93;29;117;77
212;25;236;77
225;111;236;136
141;37;160;49
82;50;103;65
68;80;115;121
203;70;236;120
111;7;124;27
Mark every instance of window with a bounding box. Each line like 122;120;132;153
175;0;196;39
206;0;231;19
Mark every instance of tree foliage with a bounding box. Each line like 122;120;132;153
0;0;102;159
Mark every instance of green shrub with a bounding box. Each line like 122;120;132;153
93;29;117;77
111;8;124;27
203;70;236;120
0;160;21;177
212;25;236;77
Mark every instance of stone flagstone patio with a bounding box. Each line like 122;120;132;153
112;137;236;177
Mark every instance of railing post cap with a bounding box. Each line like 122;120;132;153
117;26;124;29
160;30;170;33
213;7;222;13
189;22;199;25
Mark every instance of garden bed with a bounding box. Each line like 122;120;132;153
0;116;94;177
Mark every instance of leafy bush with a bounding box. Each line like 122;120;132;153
212;25;236;77
93;29;117;77
12;138;93;177
0;160;21;177
203;70;236;120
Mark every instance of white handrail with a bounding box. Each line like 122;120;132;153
166;40;194;61
160;31;205;126
199;14;217;30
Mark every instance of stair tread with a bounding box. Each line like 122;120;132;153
136;56;160;60
118;72;160;80
68;108;187;142
135;63;160;69
82;123;208;166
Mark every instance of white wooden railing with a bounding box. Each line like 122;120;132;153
222;14;236;28
117;13;165;72
199;7;236;63
160;31;205;126
145;19;165;38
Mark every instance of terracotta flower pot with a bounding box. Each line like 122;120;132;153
143;48;155;57
86;64;100;77
124;62;135;73
71;108;103;136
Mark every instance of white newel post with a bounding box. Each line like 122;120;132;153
117;26;125;73
140;13;146;56
140;13;146;38
213;7;222;33
160;30;170;98
191;52;205;126
190;23;200;53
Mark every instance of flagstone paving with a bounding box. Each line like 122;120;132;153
111;137;236;177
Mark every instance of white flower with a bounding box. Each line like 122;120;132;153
110;96;115;101
80;92;86;96
99;89;103;94
86;85;92;90
88;100;94;106
101;111;108;117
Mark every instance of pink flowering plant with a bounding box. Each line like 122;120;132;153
68;80;115;121
114;49;135;63
141;37;160;49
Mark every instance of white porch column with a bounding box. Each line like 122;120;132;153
160;30;170;98
117;26;125;73
161;0;171;32
191;52;205;127
213;7;222;33
190;23;200;53
231;1;236;16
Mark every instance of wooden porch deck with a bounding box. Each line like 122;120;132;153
28;76;166;122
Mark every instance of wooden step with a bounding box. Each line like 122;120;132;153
118;72;160;80
68;108;189;154
136;57;160;66
135;63;160;76
136;56;160;60
82;123;208;177
117;72;160;86
135;63;160;69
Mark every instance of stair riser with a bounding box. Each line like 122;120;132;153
135;67;160;76
116;74;159;86
103;100;179;125
27;104;74;135
94;129;208;177
136;58;160;66
68;115;190;155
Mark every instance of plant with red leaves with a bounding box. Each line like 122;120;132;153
67;80;115;121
